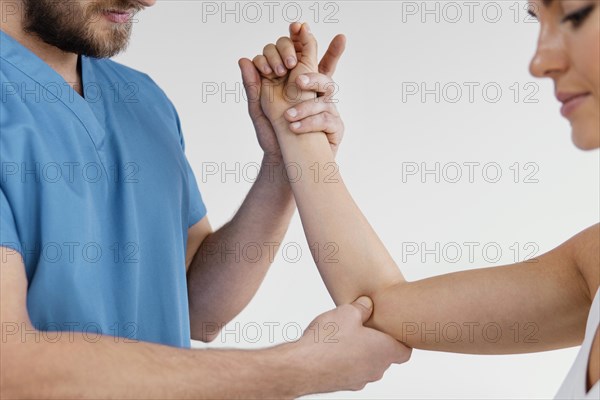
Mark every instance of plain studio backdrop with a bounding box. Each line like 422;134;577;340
113;1;599;399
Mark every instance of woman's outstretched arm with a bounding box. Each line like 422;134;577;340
250;23;598;355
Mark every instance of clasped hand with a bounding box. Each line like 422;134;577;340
238;22;346;158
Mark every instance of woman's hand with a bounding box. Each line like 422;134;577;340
238;23;346;157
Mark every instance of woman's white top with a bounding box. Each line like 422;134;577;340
555;287;600;399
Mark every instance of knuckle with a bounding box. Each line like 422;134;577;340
369;369;384;382
321;75;334;86
328;103;340;115
303;116;316;129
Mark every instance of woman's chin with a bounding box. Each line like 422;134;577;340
571;124;600;151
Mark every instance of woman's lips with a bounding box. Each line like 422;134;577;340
557;92;591;117
103;10;133;24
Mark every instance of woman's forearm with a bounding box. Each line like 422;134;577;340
272;119;405;305
270;119;592;355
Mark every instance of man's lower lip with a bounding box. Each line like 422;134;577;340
561;94;590;117
103;11;132;23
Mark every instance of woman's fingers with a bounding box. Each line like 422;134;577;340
259;37;299;77
262;43;287;76
276;36;298;69
252;54;274;77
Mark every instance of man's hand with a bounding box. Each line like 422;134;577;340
294;296;412;394
238;22;346;158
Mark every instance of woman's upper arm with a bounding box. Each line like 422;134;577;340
368;224;598;355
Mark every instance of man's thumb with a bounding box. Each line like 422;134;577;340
351;296;374;324
238;58;261;104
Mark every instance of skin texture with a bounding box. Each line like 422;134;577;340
255;1;600;394
187;27;348;342
0;1;411;398
529;0;600;150
19;0;142;58
0;247;409;399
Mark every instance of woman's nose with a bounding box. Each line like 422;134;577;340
529;26;569;78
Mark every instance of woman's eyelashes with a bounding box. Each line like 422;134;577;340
561;4;595;28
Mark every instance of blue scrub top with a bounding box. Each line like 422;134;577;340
0;30;207;348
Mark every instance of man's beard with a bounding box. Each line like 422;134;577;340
22;0;142;58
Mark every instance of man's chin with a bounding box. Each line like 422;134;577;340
78;30;131;58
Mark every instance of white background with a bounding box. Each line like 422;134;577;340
115;1;600;398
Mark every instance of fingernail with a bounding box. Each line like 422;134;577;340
287;108;298;118
298;75;309;85
263;65;272;74
355;296;373;310
276;65;286;75
286;57;297;67
291;122;301;130
303;23;311;33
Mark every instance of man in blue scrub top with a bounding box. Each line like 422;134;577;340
0;0;408;397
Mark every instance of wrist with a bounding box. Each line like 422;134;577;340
259;155;296;200
261;151;284;166
270;116;291;134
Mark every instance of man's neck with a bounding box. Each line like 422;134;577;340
0;3;83;95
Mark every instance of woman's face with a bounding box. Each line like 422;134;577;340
529;0;599;150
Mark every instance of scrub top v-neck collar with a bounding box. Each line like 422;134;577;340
0;30;107;153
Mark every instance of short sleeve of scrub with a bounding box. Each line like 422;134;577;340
170;104;207;228
0;29;207;348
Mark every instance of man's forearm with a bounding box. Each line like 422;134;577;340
270;119;405;306
187;155;296;341
2;328;312;399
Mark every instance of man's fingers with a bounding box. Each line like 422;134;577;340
319;34;346;77
284;97;339;122
276;36;297;69
351;296;374;324
391;341;413;364
288;112;342;135
295;72;338;98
